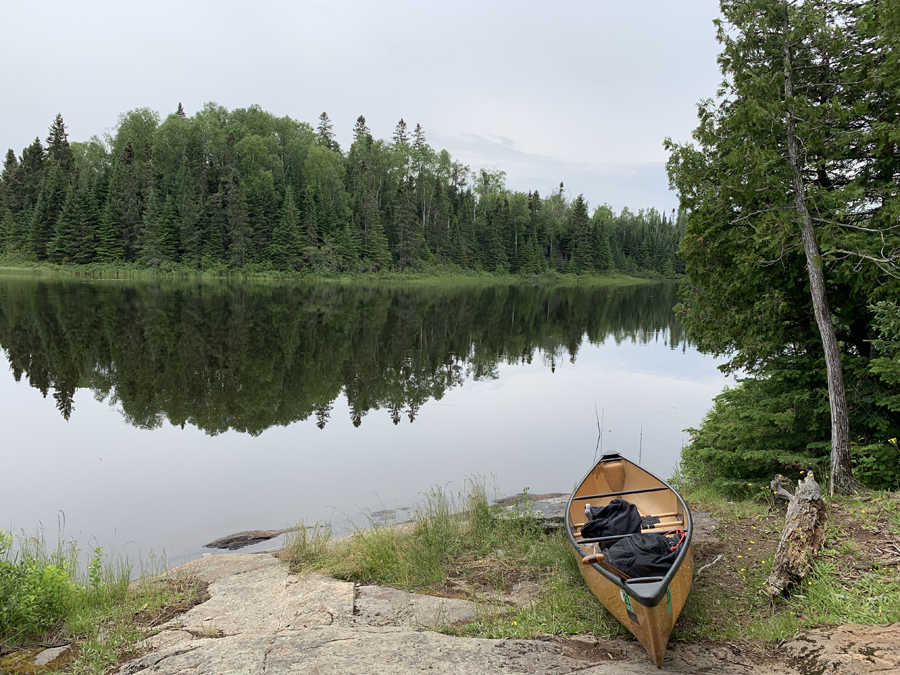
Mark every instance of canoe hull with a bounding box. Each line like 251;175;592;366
566;454;693;668
575;542;693;667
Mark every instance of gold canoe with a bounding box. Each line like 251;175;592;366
566;453;693;668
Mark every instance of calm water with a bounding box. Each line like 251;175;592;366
0;277;728;567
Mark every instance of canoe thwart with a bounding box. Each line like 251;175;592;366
571;486;669;501
581;552;605;565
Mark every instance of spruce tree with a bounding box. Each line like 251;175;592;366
96;202;124;262
268;188;301;269
106;143;143;261
0;149;18;212
362;209;391;270
176;102;186;118
394;178;424;270
569;195;594;273
303;185;318;246
316;112;339;152
223;132;248;267
46;114;74;172
178;166;200;264
30;163;68;259
139;183;163;268
158;194;180;262
392;119;409;145
20;138;45;212
352;115;371;143
50;177;78;262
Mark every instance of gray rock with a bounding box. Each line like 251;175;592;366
33;645;70;666
352;585;476;627
497;492;569;530
204;528;297;550
161;567;354;636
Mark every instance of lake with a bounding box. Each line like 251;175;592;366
0;276;729;568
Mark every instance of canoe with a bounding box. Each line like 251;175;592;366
565;453;693;668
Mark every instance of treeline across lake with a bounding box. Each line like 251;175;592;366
0;106;684;276
0;279;685;434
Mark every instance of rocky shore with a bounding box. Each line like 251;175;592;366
106;552;898;675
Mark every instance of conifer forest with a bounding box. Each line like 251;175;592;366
0;107;683;276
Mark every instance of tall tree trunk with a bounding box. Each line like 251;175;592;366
782;6;855;496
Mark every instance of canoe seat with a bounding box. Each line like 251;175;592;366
571;486;668;501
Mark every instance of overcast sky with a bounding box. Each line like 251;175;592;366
0;0;723;213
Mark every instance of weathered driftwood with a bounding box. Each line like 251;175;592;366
765;472;827;597
770;474;795;502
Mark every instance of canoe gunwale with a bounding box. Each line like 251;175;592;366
565;453;693;608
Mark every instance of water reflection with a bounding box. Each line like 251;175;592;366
0;279;686;434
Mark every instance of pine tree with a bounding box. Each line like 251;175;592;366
176;102;186;118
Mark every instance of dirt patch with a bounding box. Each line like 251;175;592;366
429;550;552;606
131;578;211;629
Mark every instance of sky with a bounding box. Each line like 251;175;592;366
0;0;723;213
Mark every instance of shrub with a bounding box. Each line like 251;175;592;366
0;530;78;646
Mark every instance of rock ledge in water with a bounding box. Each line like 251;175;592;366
204;528;297;550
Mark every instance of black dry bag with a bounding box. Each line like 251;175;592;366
581;498;641;539
603;530;685;578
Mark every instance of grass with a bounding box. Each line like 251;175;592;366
5;479;895;671
282;480;627;639
0;528;206;675
670;482;900;644
0;257;653;287
284;478;900;647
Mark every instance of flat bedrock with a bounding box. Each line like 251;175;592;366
119;552;900;675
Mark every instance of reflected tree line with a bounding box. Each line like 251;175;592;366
0;280;685;434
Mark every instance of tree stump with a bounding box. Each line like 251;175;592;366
770;474;795;502
764;472;827;597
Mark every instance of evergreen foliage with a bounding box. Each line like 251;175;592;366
667;0;900;492
1;107;685;276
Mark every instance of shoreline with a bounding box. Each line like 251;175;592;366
0;259;665;286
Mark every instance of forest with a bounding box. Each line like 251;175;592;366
667;0;900;493
0;279;684;434
0;107;683;276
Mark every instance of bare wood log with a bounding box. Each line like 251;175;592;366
765;472;827;597
770;474;796;502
